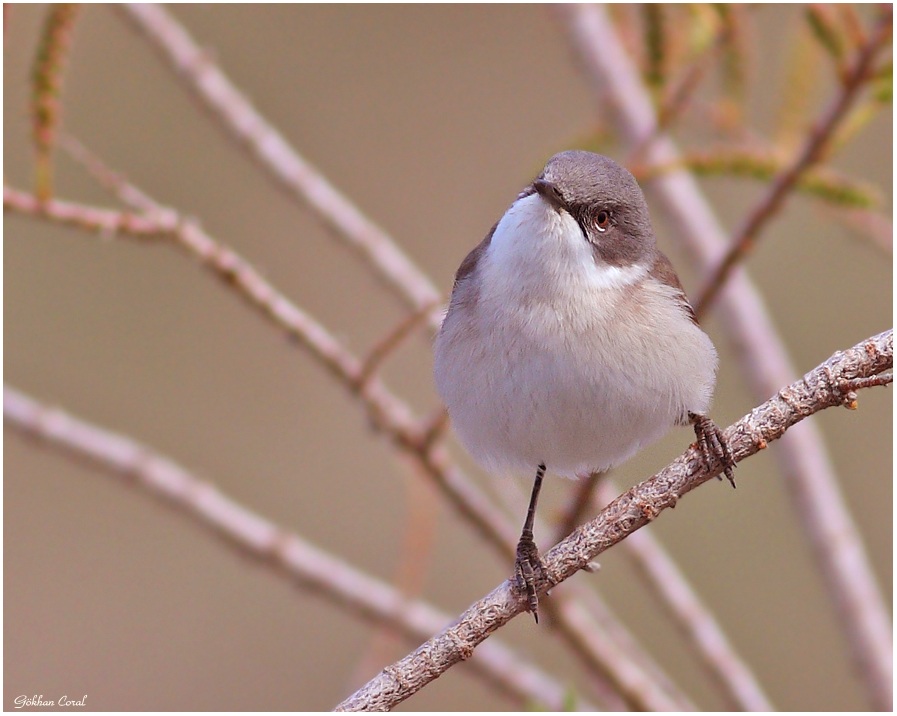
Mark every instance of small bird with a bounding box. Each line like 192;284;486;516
434;151;734;622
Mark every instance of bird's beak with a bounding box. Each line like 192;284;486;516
532;179;566;212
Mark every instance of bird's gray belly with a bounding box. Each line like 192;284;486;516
443;323;683;478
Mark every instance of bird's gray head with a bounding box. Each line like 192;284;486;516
530;151;656;268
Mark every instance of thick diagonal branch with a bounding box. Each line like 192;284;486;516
334;330;892;711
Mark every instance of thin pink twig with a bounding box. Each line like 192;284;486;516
118;3;445;330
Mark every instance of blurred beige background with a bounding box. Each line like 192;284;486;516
5;5;891;711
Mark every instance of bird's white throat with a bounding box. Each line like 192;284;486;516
481;193;649;308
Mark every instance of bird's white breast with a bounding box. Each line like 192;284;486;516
434;194;717;479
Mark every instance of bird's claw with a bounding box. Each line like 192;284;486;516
515;531;546;623
690;413;736;487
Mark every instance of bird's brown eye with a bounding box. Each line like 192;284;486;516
595;210;611;232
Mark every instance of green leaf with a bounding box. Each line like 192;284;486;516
805;5;846;63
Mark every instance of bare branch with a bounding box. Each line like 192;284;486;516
553;470;604;545
117;3;444;329
542;456;761;710
4;185;162;236
548;462;771;711
556;5;893;708
544;593;695;711
335;330;892;711
2;385;586;712
595;481;773;711
355;301;440;393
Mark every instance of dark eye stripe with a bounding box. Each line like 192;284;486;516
568;204;612;242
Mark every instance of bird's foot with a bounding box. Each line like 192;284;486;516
515;530;546;623
690;412;736;487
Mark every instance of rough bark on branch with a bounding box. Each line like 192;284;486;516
334;330;892;711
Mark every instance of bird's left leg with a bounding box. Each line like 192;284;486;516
515;462;547;623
